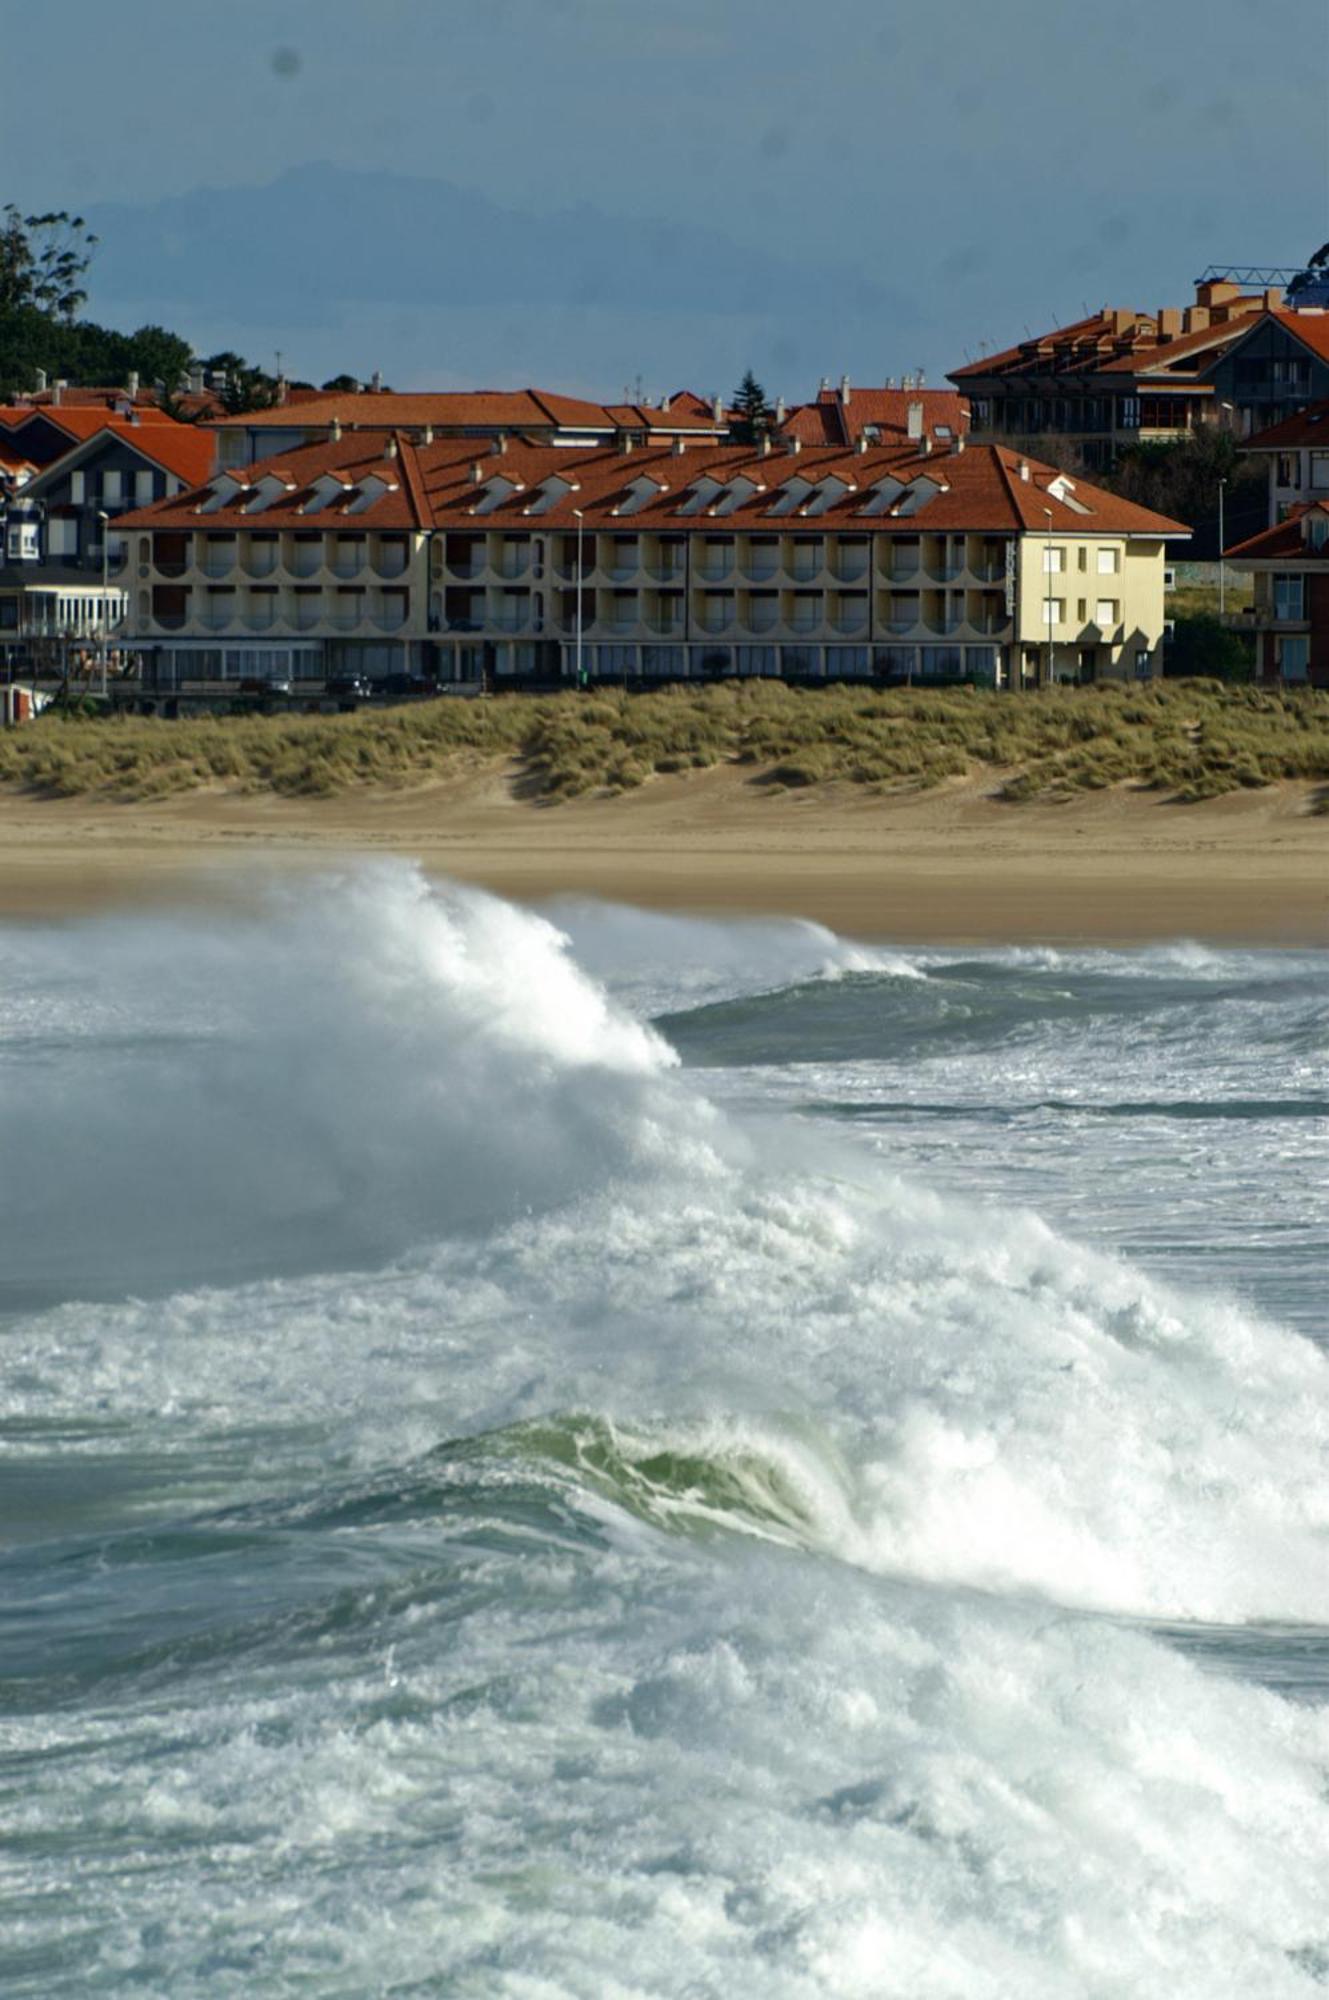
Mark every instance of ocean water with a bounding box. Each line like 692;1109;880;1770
2;863;1327;1998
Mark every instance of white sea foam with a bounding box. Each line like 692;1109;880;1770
3;865;1328;1996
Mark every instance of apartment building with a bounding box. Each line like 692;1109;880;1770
208;387;729;470
117;434;1186;697
0;420;213;662
778;380;970;451
949;280;1291;468
1224;500;1329;685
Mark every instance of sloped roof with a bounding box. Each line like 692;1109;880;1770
118;436;1189;540
781;387;970;449
1225;502;1329;561
1241;399;1329;450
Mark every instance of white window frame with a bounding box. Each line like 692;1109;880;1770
1096;547;1119;574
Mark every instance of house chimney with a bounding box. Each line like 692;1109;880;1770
785;435;802;455
922;436;933;455
617;432;634;454
127;369;140;398
952;435;966;453
672;435;687;457
819;377;830;393
422;424;434;445
385;435;399;460
330;418;342;442
470;461;484;484
712;393;723;422
1018;458;1030;483
907;400;924;440
775;395;786;424
371;369;384;392
840;374;851;405
759;433;773;457
492;432;508;456
53;379;66;405
34;368;47;393
856;434;870;455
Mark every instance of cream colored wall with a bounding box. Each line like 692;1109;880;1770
1012;534;1168;673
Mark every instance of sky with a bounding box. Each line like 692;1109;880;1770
4;0;1328;401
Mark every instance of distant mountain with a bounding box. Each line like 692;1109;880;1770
85;164;908;328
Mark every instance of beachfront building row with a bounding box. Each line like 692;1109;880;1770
950;279;1329;469
116;435;1188;696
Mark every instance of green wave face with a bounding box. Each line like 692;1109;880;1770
471;1411;847;1552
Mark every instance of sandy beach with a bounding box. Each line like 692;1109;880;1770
0;765;1325;944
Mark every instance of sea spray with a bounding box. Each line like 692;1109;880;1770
3;865;1328;1996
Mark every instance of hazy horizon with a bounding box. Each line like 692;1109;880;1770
6;0;1328;397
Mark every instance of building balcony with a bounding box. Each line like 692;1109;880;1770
695;565;735;585
1223;606;1309;632
375;551;409;579
245;551;280;579
643;563;685;586
330;558;366;580
200;560;236;581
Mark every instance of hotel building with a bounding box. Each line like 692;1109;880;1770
117;435;1187;697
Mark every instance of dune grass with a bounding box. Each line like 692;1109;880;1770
0;681;1326;807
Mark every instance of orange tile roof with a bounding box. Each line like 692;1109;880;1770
1241;399;1329;450
209;388;616;433
782;388;970;448
119;436;1189;541
1225;503;1329;560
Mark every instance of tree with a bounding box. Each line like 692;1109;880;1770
731;369;773;444
201;350;280;415
1162;612;1253;681
0;207;98;321
1103;429;1264;557
321;373;361;393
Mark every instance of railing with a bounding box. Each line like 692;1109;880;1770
154;559;188;579
152;611;188;631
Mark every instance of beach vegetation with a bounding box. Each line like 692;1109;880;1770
1;682;1326;809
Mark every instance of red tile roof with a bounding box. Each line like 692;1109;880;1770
781;388;970;449
1241;399;1329;450
118;436;1189;541
1225;503;1329;560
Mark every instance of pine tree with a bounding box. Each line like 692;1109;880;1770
731;369;773;444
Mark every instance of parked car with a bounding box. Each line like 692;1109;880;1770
239;675;293;697
323;675;373;702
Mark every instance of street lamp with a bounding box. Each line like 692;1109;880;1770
573;508;585;687
97;508;110;697
1218;477;1227;618
1043;504;1054;688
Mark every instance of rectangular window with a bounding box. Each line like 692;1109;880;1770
69;471;86;504
101;470;123;504
47;518;77;556
1076;598;1087;622
1042;546;1065;573
1273;574;1305;620
1043;597;1063;626
1096;547;1119;574
1077;546;1088;571
135;470;155;505
1278;635;1309;680
1310;453;1329;491
1095;599;1119;627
